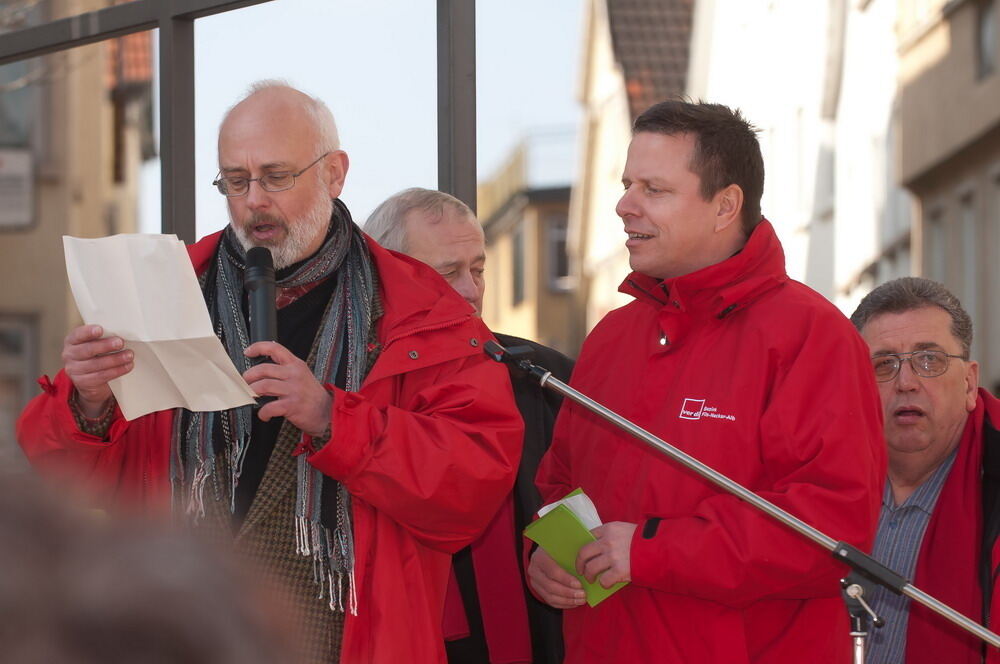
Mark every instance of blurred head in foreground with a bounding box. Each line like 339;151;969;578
0;474;295;664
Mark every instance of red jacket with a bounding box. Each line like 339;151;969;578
17;230;524;664
906;388;1000;664
535;220;885;663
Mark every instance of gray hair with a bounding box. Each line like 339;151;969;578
363;187;476;252
850;277;974;358
222;79;340;151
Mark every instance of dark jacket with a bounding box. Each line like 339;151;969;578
447;333;574;664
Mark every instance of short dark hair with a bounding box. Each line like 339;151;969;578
849;277;974;358
633;100;765;235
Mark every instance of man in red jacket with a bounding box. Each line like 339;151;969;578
16;81;523;664
527;100;885;663
850;277;1000;664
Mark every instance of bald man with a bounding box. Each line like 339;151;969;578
18;82;522;664
366;188;574;664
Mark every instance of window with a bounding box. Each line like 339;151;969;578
978;0;997;80
547;213;571;291
986;174;1000;283
0;315;35;472
512;223;525;306
0;148;33;229
926;207;946;282
960;193;980;358
0;2;43;230
0;1;45;150
995;175;1000;292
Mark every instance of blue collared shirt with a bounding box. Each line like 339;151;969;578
865;448;958;664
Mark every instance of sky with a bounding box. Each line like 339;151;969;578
139;0;584;239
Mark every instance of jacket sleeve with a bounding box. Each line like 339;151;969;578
628;329;886;608
16;370;170;510
306;352;523;554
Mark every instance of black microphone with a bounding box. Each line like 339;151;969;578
245;247;276;406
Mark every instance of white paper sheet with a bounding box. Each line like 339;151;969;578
63;234;257;420
537;492;603;531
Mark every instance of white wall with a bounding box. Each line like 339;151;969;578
834;0;914;313
686;0;913;316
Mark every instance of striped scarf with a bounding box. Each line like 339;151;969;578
171;199;379;614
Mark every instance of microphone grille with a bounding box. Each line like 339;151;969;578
246;246;273;269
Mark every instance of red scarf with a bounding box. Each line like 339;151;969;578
906;394;987;664
442;493;532;664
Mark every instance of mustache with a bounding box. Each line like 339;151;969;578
244;212;286;228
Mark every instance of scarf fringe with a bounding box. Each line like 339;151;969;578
227;416;251;513
185;460;211;522
295;513;358;616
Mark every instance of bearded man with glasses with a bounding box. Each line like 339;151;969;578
17;80;522;664
851;277;1000;664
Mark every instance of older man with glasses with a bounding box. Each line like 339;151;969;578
17;80;522;664
851;277;1000;664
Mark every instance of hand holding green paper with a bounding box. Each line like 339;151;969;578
524;488;628;606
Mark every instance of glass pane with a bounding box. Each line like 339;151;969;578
191;0;437;240
476;1;581;186
0;0;45;147
0;27;155;462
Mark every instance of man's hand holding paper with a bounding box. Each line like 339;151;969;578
61;324;133;417
527;519;636;608
528;547;586;609
63;234;257;420
576;521;637;589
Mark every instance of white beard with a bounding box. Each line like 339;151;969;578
230;187;333;269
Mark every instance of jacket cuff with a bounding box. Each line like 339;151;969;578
630;516;677;591
306;386;376;482
49;371;123;448
69;390;117;439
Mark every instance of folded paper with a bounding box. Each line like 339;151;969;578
63;234;257;420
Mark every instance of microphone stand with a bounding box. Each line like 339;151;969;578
484;340;1000;662
842;572;884;664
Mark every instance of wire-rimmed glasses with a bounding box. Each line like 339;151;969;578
212;152;330;197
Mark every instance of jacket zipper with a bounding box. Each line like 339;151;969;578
626;278;669;306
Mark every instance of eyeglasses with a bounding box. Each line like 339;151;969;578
870;349;966;382
212;152;329;197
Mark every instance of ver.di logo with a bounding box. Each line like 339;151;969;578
678;397;736;422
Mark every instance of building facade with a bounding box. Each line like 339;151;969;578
569;0;1000;392
479;134;583;356
669;0;998;390
570;0;694;331
898;0;1000;392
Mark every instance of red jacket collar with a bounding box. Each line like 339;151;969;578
188;229;223;276
619;218;788;318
